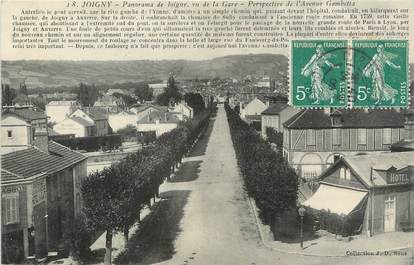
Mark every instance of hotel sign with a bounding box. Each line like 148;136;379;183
386;171;413;185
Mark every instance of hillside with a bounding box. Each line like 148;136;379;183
1;54;288;89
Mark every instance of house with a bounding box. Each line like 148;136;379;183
93;94;126;113
172;101;193;120
45;101;80;124
240;97;269;120
129;104;168;121
148;83;167;98
108;110;137;132
69;108;109;136
304;152;414;236
261;103;300;138
53;117;95;137
1;113;87;263
283;109;411;180
136;110;180;138
1;108;48;154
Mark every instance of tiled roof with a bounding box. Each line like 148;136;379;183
130;104;167;113
261;103;289;115
284;109;405;129
1;141;86;183
3;109;47;121
1;169;26;182
47;101;78;106
137;110;181;124
86;108;108;121
70;116;95;127
342;151;414;187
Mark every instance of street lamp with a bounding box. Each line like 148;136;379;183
298;206;306;249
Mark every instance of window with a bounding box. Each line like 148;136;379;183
383;128;392;145
339;168;345;179
3;194;19;224
332;128;341;146
7;130;12;138
306;130;316;146
345;168;352;180
357;128;367;145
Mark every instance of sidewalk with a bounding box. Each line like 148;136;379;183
248;197;414;257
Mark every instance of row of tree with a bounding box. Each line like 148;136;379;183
224;103;298;227
80;107;213;265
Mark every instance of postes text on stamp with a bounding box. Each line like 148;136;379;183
291;40;348;108
352;40;408;108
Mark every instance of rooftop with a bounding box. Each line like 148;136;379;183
1;141;87;183
261;103;289;115
325;152;414;188
47;100;78;106
137;110;181;124
2;108;47;121
284;109;405;129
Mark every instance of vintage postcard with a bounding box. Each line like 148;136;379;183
1;0;413;265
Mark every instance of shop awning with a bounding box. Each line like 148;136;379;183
303;184;367;215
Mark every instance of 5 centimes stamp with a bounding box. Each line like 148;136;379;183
352;40;409;108
291;40;348;108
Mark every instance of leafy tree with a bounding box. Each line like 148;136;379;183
184;93;205;115
224;103;298;228
1;84;16;106
134;84;153;101
265;127;283;154
19;83;28;95
156;74;181;106
82;167;124;265
78;83;99;107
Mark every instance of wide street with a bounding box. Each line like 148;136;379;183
114;105;413;265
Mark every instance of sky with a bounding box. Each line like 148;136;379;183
1;0;413;62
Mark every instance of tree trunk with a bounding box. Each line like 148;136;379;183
156;187;160;198
123;226;129;244
104;230;112;265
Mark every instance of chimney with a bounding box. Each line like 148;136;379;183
33;131;49;153
404;109;414;140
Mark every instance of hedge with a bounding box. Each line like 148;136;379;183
224;103;298;225
55;134;122;152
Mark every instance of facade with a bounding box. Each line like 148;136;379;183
240;97;269;119
69;108;109;136
172;101;194;120
305;152;414;235
53;117;95;137
93;94;126;113
1;114;87;263
283;109;410;180
108;111;137;132
1;109;48;154
137;110;180;137
261;103;300;138
45;101;80;124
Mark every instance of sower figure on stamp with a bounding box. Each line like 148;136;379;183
362;44;401;104
301;44;339;104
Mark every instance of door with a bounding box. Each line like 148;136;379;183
384;195;396;232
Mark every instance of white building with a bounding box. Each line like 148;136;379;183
172;101;193;120
261;103;300;138
46;101;80;124
240;97;269;119
137;110;180;137
69;108;109;136
108;111;137;132
54;117;95;137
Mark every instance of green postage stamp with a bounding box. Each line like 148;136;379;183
291;40;348;108
352;40;409;108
